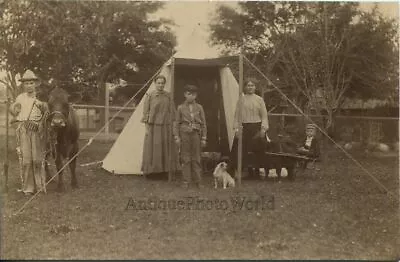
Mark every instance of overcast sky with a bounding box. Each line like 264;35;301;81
155;1;399;59
0;1;398;86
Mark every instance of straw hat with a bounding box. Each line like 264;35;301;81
19;70;39;82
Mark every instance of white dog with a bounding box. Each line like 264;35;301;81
213;162;235;189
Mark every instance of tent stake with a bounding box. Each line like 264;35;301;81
237;53;244;187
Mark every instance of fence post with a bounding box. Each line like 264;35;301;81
280;114;285;130
86;108;89;130
105;84;110;136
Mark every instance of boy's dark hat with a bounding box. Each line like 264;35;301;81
306;124;316;130
184;84;198;93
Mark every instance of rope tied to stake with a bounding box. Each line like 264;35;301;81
13;58;170;216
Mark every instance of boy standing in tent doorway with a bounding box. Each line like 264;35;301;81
174;85;207;188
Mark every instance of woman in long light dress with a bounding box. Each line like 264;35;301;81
141;75;179;178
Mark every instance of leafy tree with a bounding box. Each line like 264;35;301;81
0;0;177;105
0;0;33;98
210;2;398;131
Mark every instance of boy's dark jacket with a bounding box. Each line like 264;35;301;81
301;136;320;158
173;101;207;140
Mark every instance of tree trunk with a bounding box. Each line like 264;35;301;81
95;54;119;128
326;114;334;137
325;109;336;140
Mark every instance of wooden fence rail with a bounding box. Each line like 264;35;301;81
1;103;398;144
71;104;135;133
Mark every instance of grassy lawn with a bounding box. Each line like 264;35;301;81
0;135;398;259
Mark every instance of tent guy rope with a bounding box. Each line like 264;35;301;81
13;59;169;216
12;21;208;215
243;55;395;199
13;52;394;214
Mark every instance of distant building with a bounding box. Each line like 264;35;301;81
340;97;399;117
338;97;399;144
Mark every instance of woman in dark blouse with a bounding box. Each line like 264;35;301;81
141;75;179;177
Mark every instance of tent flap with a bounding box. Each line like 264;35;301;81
220;67;239;151
102;60;239;175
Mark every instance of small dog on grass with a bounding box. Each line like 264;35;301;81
213;162;235;189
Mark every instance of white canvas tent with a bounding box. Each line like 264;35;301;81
102;56;239;175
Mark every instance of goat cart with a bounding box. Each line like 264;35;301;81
248;151;319;181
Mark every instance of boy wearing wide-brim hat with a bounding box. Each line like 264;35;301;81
10;70;47;195
173;85;207;188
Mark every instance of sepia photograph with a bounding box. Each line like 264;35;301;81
0;0;399;259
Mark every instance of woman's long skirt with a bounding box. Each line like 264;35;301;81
141;124;180;174
229;122;263;173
